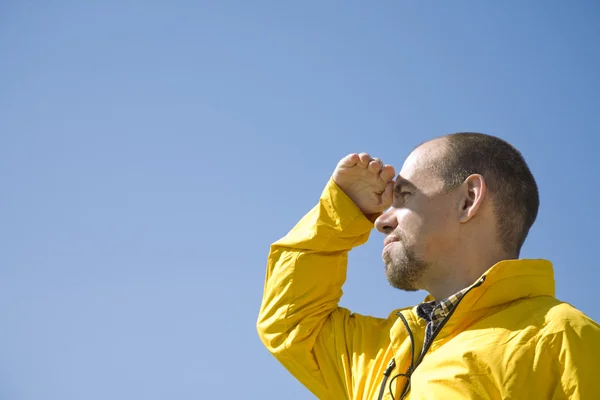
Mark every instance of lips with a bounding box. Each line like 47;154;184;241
383;236;400;247
382;236;400;257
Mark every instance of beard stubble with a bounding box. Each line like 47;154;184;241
383;241;430;291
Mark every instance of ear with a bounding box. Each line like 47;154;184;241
458;174;487;223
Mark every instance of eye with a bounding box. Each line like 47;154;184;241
393;187;412;202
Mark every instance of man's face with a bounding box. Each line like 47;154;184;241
375;140;460;291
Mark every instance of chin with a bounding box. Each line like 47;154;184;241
383;251;429;292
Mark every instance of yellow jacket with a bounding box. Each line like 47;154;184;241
257;179;600;399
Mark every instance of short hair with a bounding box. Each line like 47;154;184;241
432;132;539;256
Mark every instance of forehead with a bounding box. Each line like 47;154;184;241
398;139;447;189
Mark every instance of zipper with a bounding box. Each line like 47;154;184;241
412;276;486;375
378;275;486;400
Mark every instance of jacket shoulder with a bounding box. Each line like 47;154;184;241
540;300;600;337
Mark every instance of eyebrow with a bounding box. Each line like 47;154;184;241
393;177;416;195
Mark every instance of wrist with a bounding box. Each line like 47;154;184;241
365;213;381;224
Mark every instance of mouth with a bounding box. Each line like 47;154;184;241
383;236;400;252
384;236;400;247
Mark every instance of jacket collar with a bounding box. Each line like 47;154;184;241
426;259;555;343
390;259;555;353
431;258;555;314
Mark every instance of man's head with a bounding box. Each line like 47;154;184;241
374;132;539;296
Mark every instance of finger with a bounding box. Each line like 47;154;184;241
380;180;394;207
379;165;396;183
368;159;383;173
337;153;360;168
358;152;371;167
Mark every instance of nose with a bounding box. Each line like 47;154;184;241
374;208;397;234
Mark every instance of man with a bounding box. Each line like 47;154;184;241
257;133;600;399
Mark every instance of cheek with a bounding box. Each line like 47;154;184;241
396;209;425;246
422;201;459;249
398;201;455;251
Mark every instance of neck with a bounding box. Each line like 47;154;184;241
424;249;513;301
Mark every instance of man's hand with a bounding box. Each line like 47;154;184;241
332;153;396;219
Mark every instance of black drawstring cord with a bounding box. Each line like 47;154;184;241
376;312;416;400
388;312;416;400
377;276;487;399
377;358;396;400
388;370;411;400
392;276;488;399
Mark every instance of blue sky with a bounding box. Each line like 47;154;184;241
1;1;599;399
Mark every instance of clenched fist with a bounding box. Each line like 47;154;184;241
332;153;396;219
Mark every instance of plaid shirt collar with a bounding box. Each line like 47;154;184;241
416;288;468;344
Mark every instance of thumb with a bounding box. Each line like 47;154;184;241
380;181;394;208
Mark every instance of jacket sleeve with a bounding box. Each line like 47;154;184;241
547;309;600;399
256;178;393;400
